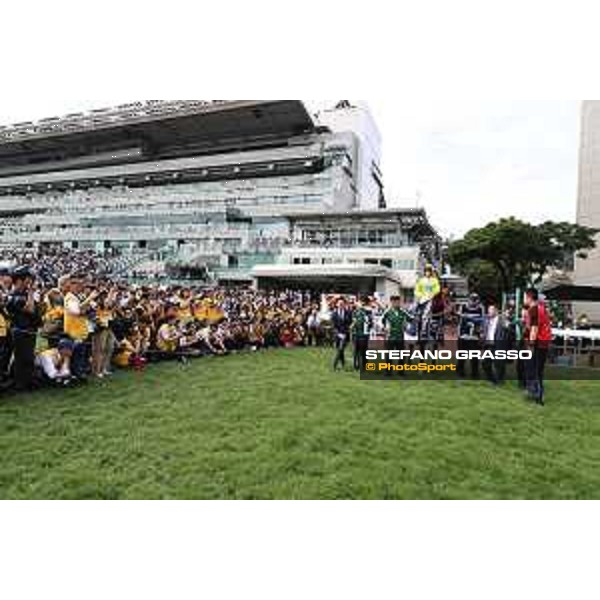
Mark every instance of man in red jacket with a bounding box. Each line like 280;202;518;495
523;288;553;405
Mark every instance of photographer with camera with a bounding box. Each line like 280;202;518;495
63;273;100;380
457;293;485;380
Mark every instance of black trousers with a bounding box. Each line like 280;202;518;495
388;339;405;353
525;346;549;402
12;330;37;391
0;336;12;380
515;340;527;389
333;334;349;370
71;340;91;379
353;336;369;371
387;338;406;377
457;339;480;379
482;344;506;384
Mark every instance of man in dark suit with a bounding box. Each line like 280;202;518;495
457;293;484;379
481;303;509;385
331;298;353;371
6;267;43;392
0;270;12;386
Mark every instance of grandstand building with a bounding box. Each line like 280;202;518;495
0;100;440;297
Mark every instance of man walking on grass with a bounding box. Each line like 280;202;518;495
332;298;352;371
382;296;411;375
351;297;371;372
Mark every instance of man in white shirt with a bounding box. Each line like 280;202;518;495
485;308;499;343
482;304;507;385
36;339;74;384
306;309;322;347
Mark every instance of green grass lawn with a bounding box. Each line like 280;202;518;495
1;348;599;499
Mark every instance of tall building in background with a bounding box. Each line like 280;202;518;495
576;101;600;320
315;101;385;210
0;100;439;297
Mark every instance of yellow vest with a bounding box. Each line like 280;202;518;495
0;313;8;338
114;341;134;368
193;301;224;324
44;305;64;324
415;276;441;303
64;293;90;341
157;324;178;353
38;348;60;362
177;300;193;322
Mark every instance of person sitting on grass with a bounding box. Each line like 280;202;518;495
292;320;305;346
279;320;296;348
114;325;148;371
248;320;265;351
176;322;205;358
35;338;75;386
155;315;182;360
193;322;226;356
208;324;228;355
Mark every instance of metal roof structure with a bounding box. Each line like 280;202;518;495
0;100;316;177
545;285;600;302
0;100;314;145
287;208;439;239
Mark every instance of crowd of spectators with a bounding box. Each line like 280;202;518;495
0;249;559;408
0;250;325;393
0;247;121;285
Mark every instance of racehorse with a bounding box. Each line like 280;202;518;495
414;299;446;353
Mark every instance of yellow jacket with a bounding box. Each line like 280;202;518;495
64;292;90;341
415;276;441;303
0;312;8;338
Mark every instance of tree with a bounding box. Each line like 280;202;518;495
454;258;503;303
447;217;597;296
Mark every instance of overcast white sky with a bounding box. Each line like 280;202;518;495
317;100;581;236
0;99;581;238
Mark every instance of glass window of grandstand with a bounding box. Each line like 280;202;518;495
395;259;416;270
302;231;317;246
340;230;355;246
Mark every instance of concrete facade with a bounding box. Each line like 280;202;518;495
575;101;600;321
